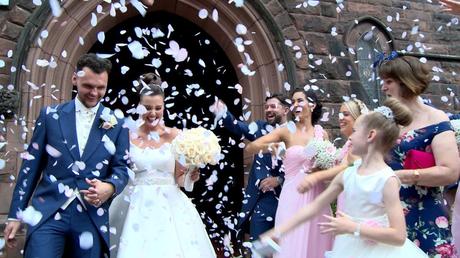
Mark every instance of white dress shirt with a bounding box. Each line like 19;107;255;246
60;98;100;210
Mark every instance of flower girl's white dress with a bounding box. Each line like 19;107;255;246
110;143;216;258
325;163;428;258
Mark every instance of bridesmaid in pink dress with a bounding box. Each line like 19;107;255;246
246;88;333;257
297;99;368;212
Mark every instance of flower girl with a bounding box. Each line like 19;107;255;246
262;98;427;258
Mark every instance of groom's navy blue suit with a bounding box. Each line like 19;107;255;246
8;100;129;257
222;111;284;240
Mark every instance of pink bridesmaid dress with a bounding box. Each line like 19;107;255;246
274;125;333;258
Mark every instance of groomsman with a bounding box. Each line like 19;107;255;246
211;94;289;240
3;53;130;258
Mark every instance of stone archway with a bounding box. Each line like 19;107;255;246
18;0;293;125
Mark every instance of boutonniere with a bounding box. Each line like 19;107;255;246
100;108;118;130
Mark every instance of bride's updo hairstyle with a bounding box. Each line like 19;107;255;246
137;72;164;98
362;97;412;153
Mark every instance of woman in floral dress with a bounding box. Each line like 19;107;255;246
378;55;460;257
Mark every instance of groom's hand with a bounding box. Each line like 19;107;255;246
81;178;115;207
4;220;21;248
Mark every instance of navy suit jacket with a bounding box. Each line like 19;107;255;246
222;111;283;230
8;100;130;248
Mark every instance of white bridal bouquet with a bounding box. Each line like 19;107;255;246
171;127;222;191
304;139;339;170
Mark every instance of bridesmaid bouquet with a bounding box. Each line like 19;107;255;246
304;139;339;170
171;127;221;191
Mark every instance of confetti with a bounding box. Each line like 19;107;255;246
165;40;188;62
127;41;145;59
198;9;208;19
79;232;94;250
18;206;43;226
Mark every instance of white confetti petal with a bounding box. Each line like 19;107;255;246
49;174;57;182
212;9;219;22
79;232;94;250
97;32;105;44
248;122;258;135
198;9;208;19
40;30;48;39
307;0;319;6
36;59;49;67
134;27;143;38
128;41;144;59
198;59;206;68
58;183;65;193
236;24;247;35
102;135;116;155
130;0;147;16
75;161;86;171
91;13;97;27
97;208;104;216
18;206;42;226
121;66;130;74
233;0;244;7
46;144;62;158
277;63;285;71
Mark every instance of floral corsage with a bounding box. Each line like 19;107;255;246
100;108;118;130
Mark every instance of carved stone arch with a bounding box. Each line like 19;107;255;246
15;0;296;126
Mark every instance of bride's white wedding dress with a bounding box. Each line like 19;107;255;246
110;143;216;258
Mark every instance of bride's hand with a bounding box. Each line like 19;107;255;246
189;168;200;182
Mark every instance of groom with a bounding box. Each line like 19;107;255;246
3;54;130;258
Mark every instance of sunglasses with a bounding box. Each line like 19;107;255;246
264;103;281;110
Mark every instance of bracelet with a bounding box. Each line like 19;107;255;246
353;223;361;237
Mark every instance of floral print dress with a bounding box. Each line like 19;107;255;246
388;121;457;257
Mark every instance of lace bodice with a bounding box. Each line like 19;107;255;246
130;143;176;185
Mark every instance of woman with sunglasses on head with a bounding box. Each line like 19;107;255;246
378;55;460;256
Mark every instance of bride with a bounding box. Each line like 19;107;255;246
110;73;216;258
